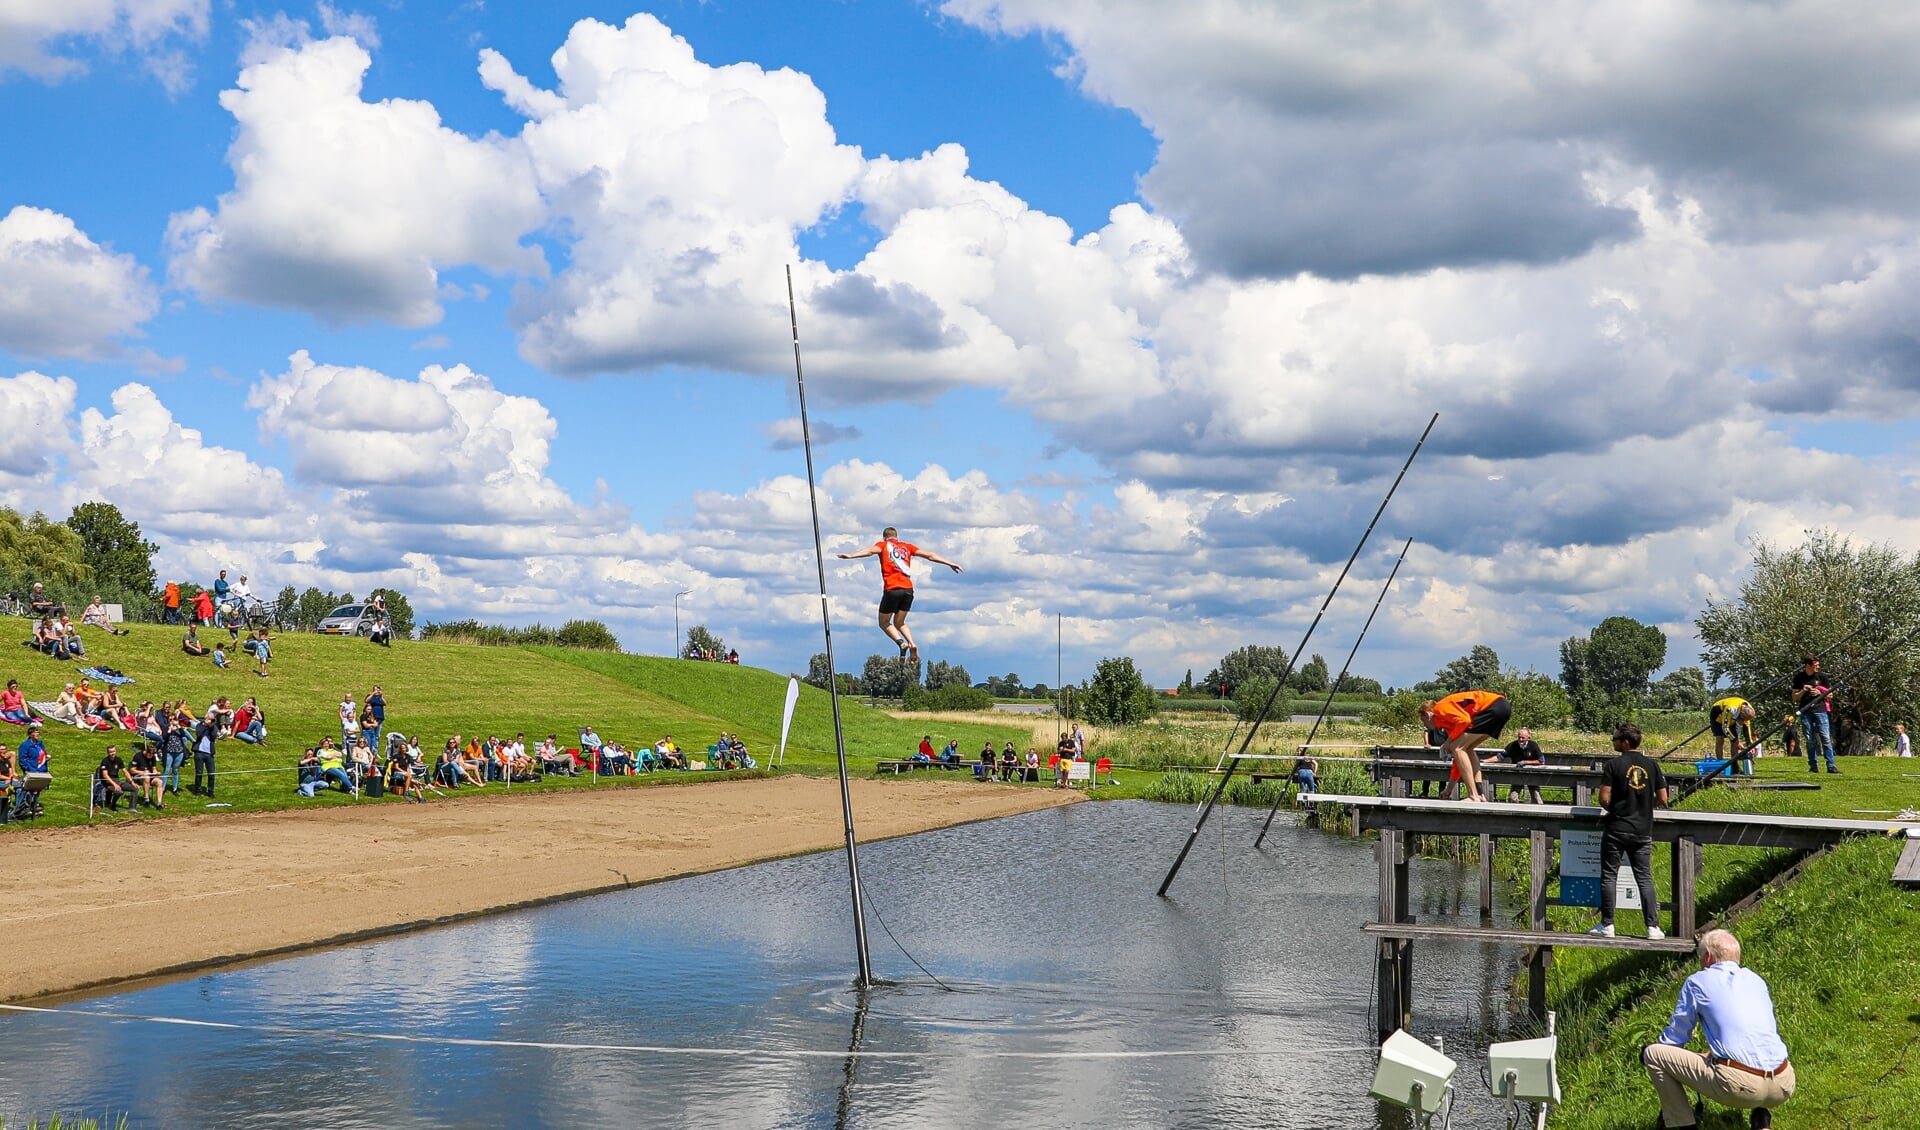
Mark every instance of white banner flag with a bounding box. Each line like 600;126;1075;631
778;677;801;767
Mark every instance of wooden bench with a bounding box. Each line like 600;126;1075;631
875;759;966;775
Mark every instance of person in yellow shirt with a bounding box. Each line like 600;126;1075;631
1709;696;1758;773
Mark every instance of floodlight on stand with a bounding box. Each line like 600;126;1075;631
1487;1011;1560;1130
1370;1028;1457;1128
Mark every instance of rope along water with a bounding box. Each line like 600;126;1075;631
0;1003;1375;1059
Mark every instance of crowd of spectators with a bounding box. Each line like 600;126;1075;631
0;570;759;819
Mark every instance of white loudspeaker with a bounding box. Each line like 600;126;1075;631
1370;1028;1457;1114
1487;1033;1561;1104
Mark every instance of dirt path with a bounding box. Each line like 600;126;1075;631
2;777;1080;1001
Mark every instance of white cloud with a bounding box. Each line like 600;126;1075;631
480;14;866;375
168;36;545;327
0;0;208;89
942;0;1920;278
0;206;158;359
75;383;292;535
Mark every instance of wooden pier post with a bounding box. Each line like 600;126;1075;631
1478;834;1494;921
1527;829;1550;1022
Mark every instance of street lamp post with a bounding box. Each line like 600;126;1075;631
674;589;692;657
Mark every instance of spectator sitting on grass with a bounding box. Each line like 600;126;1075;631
81;596;129;636
212;643;229;668
505;733;531;779
314;745;352;794
657;734;686;770
33;616;67;659
579;725;604;766
0;742;13;811
232;698;266;744
27;584;53;618
98;686;132;729
600;741;633;775
182;624;209;657
47;683;81;724
0;679;29;725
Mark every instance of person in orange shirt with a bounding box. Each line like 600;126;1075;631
836;526;961;664
1420;690;1512;803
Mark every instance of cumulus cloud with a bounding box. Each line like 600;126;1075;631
0;0;207;89
0;206;158;359
943;0;1920;278
479;14;864;375
167;36;545;327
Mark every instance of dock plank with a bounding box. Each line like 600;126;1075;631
1362;921;1695;954
1894;840;1920;887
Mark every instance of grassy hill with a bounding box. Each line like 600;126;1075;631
0;624;1030;828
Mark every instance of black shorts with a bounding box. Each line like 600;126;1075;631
1465;696;1512;739
1709;719;1729;738
879;588;914;614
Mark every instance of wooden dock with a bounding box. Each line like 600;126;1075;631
1302;793;1913;1038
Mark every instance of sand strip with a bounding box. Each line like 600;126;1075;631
2;777;1080;1001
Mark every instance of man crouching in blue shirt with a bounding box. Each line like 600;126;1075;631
1643;928;1793;1128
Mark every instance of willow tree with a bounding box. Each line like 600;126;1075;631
1696;532;1920;755
0;509;90;585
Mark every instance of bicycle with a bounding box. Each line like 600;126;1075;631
0;594;27;618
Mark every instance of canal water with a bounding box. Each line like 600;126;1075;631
0;801;1534;1128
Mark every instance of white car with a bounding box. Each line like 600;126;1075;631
316;603;380;636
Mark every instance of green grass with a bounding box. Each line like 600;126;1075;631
0;1116;125;1129
0;625;1037;828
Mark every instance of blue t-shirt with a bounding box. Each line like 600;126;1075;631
369;694;385;723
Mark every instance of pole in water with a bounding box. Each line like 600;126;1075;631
787;265;874;987
1254;536;1412;848
1159;413;1438;897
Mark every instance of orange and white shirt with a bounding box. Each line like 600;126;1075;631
875;539;919;591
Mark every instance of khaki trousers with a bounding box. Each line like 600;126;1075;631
1643;1043;1794;1125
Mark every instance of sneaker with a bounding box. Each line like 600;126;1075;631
1647;926;1666;940
1586;923;1615;937
1750;1109;1772;1129
1827;765;1841;774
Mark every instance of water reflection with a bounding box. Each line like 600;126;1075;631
0;801;1535;1128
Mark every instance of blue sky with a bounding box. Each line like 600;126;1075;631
3;1;1919;694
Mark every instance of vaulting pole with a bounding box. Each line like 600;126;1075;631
1680;617;1920;768
1159;414;1437;896
788;265;873;986
1655;611;1876;762
1253;536;1413;848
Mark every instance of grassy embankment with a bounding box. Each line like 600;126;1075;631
0;625;1033;828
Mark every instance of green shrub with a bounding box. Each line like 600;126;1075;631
901;682;993;712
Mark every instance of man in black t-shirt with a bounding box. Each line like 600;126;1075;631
1790;654;1839;774
1588;723;1668;939
1500;727;1546;803
95;746;131;812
